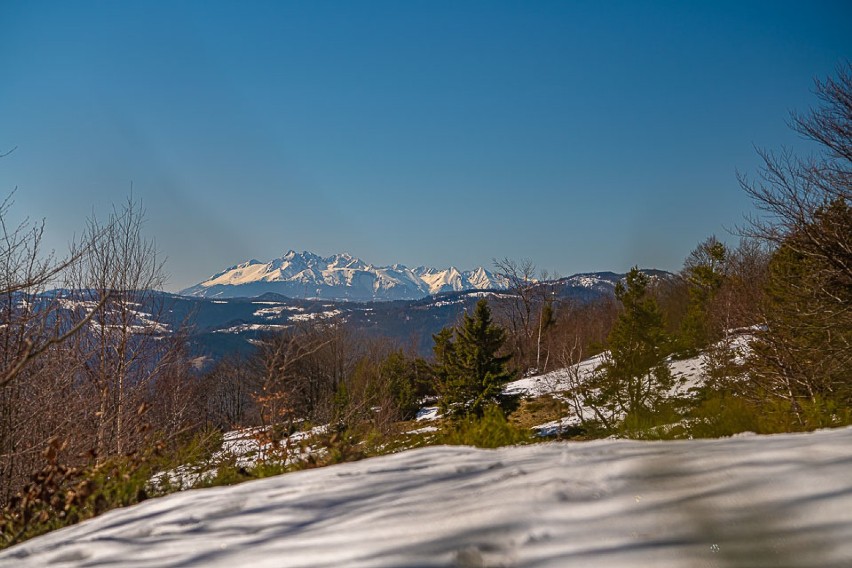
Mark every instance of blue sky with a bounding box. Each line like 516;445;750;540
1;1;850;291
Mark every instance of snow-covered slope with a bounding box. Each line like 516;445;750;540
553;269;673;297
505;333;754;435
413;265;508;295
180;251;508;301
4;428;851;567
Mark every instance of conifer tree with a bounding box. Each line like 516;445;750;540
378;351;423;421
679;237;728;353
751;199;852;412
585;268;673;428
433;298;514;417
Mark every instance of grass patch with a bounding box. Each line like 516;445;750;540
509;394;568;431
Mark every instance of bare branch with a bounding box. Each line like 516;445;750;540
0;290;111;388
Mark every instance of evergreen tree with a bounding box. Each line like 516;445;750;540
586;268;674;429
750;199;852;413
433;298;515;417
378;351;423;421
679;237;728;353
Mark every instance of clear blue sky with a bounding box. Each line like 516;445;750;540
1;1;849;291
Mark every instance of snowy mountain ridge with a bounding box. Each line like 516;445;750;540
179;250;510;301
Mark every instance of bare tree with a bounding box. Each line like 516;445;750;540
709;238;771;334
739;64;851;283
0;194;108;388
252;320;340;429
0;190;110;502
202;354;261;430
0;186;202;508
738;65;852;415
543;297;620;432
64;196;176;459
493;257;555;373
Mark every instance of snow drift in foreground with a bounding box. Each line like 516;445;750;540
3;428;851;568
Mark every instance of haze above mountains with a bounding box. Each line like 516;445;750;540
180;250;511;301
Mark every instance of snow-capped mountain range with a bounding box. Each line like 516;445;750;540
179;251;510;301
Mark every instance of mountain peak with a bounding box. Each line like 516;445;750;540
180;251;508;301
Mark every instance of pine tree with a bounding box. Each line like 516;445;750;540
679;237;727;353
585;268;673;429
433;298;515;417
378;351;422;421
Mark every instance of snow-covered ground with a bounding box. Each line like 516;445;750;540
504;353;608;398
505;350;700;434
153;425;330;490
3;427;850;567
506;334;754;401
506;333;754;435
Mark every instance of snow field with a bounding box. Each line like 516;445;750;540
2;427;850;567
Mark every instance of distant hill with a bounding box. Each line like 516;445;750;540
169;268;670;360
